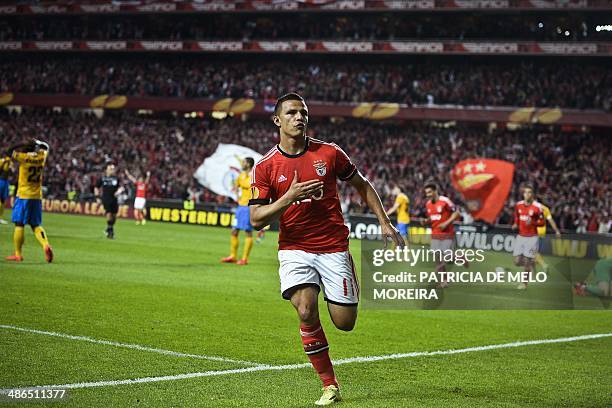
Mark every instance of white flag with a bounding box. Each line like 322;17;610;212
193;144;263;201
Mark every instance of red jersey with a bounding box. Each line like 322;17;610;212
426;195;456;240
250;137;357;253
135;181;147;198
514;200;544;237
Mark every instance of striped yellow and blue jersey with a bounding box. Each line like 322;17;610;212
395;193;410;224
13;149;47;199
236;171;252;206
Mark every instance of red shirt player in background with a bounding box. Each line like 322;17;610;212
512;184;545;290
125;169;151;225
249;93;403;406
423;181;463;285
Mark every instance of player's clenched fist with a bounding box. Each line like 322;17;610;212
284;170;324;203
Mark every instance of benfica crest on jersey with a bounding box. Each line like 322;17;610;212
313;160;327;176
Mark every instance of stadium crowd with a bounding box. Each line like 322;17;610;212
3;57;611;110
1;109;610;233
1;13;606;42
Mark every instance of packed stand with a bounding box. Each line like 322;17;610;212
1;13;608;42
2;57;611;110
1;109;609;233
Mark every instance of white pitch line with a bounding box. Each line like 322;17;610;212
0;324;261;367
331;332;612;364
2;332;610;392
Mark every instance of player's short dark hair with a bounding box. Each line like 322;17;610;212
274;93;305;115
244;157;255;168
25;141;36;152
523;183;535;193
424;180;438;191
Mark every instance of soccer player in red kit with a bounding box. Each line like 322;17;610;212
125;169;150;225
512;184;545;290
249;93;403;406
424;182;462;283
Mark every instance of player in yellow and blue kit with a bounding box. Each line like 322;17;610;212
5;139;54;263
0;152;12;224
221;157;255;265
386;185;410;243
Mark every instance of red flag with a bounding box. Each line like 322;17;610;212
450;159;514;224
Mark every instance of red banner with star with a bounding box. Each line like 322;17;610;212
450;159;515;224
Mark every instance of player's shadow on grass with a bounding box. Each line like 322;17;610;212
300;384;508;407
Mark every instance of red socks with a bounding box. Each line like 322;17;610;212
300;320;337;387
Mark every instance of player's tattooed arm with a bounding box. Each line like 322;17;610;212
349;171;404;247
250;170;323;230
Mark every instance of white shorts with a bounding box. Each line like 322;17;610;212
513;235;539;259
134;197;146;210
278;250;359;305
430;238;454;252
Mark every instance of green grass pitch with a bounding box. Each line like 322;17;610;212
0;212;610;407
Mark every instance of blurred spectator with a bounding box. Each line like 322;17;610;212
598;213;611;234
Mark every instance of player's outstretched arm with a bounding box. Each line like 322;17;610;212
386;202;399;216
349;171;403;247
548;216;562;236
250;170;323;230
125;170;137;184
6;141;32;155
